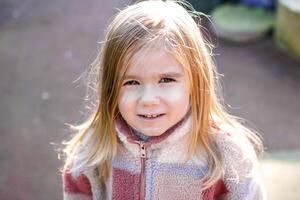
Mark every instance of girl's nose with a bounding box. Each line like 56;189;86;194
139;85;160;106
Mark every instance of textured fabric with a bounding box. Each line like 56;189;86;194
214;132;266;200
201;180;228;199
63;171;92;200
62;115;266;200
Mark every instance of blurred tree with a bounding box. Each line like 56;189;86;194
275;0;300;59
241;0;276;9
187;0;223;14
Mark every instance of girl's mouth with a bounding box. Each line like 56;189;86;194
138;114;165;119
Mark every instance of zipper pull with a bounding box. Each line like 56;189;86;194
140;142;147;158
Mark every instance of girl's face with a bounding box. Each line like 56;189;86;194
118;47;190;136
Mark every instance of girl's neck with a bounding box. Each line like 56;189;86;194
132;129;152;142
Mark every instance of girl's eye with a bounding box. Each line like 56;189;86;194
123;80;139;86
159;78;175;83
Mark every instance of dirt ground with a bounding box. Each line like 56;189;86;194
0;0;299;199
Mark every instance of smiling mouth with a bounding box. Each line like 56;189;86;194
138;114;165;119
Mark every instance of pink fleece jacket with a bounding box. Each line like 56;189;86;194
62;115;266;200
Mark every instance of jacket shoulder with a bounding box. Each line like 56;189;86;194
211;128;266;200
62;169;92;200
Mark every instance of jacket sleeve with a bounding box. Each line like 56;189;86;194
215;132;267;200
62;170;93;200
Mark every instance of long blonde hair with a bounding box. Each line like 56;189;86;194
62;0;264;189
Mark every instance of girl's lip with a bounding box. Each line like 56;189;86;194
137;113;164;116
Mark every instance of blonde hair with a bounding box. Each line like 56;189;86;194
62;0;264;189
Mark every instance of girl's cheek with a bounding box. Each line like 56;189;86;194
119;84;189;106
118;90;139;105
159;85;189;101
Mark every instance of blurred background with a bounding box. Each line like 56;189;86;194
0;0;299;199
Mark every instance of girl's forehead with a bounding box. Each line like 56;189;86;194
128;48;181;71
123;47;186;78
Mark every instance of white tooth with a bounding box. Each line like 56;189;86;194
146;114;155;118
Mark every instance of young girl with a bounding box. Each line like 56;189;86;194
61;0;266;199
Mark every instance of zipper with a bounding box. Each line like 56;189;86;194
139;142;147;200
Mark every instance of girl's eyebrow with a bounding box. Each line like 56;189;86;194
161;72;183;78
124;72;183;80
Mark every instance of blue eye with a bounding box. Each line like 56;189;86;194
123;80;139;86
159;78;175;83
